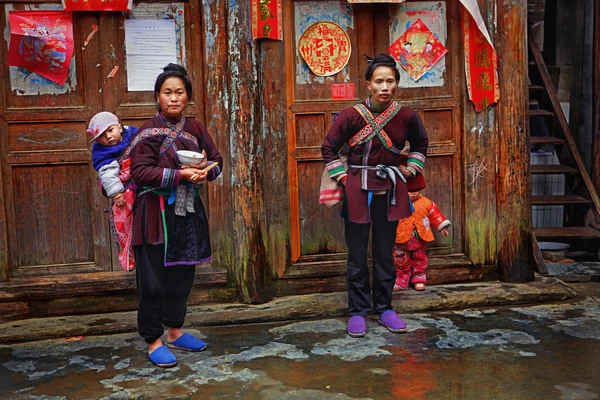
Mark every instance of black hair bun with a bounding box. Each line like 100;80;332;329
163;63;188;76
372;53;396;66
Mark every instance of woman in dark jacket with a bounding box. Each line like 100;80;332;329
129;64;223;367
321;54;429;338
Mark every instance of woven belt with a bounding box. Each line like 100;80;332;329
350;164;406;205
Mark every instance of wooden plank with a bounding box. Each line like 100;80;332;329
529;30;600;219
273;265;486;297
0;267;228;303
228;0;272;303
0;287;237;323
496;0;534;282
532;195;592;205
529;85;545;91
531;165;579;174
528;109;555;117
283;254;474;279
0;7;7;282
463;0;498;267
201;0;235;277
529;136;565;146
531;232;548;274
594;0;600;192
261;34;292;279
285;2;301;263
533;227;600;238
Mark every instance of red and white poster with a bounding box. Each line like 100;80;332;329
62;0;132;11
8;11;74;85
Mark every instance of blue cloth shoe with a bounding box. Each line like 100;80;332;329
148;345;177;368
347;316;367;338
378;310;407;333
167;333;207;352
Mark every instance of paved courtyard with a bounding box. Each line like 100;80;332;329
1;289;599;399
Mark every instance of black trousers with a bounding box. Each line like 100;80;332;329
344;195;399;317
135;242;196;343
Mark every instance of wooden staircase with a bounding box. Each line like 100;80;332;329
528;33;600;273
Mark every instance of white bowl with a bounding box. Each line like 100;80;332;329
177;150;204;165
538;242;570;251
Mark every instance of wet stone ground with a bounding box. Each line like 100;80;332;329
1;298;599;400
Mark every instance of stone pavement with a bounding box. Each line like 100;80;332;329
0;276;573;343
0;280;598;400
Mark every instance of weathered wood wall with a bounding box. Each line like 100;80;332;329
463;0;498;267
496;0;534;282
226;0;273;303
201;0;235;276
260;39;291;279
594;0;600;189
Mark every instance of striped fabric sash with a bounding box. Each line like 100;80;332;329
349;101;402;154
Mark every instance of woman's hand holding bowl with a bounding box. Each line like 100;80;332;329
187;150;208;169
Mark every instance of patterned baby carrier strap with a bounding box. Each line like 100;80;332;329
349;100;402;155
117;116;198;164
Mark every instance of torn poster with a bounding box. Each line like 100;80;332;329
251;0;283;40
459;0;499;111
7;10;74;85
124;19;177;91
62;0;132;11
388;19;447;82
298;21;351;77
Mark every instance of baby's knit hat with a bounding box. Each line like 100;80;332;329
87;112;119;144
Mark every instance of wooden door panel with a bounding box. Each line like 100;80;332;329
422;109;454;143
419;155;455;252
287;0;464;265
0;5;109;278
298;161;345;254
11;164;97;275
8;122;88;153
287;1;366;261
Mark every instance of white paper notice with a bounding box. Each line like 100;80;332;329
125;19;177;91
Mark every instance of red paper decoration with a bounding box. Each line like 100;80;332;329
462;8;500;111
8;11;75;85
298;21;351;77
62;0;132;12
388;19;447;82
251;0;283;41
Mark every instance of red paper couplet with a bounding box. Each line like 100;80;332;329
62;0;132;12
462;8;500;111
331;83;355;100
8;11;75;85
251;0;283;41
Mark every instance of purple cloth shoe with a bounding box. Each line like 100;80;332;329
167;333;207;352
148;345;177;368
347;316;367;338
378;310;407;333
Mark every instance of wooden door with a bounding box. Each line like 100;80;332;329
0;4;107;278
286;0;463;266
0;1;204;279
